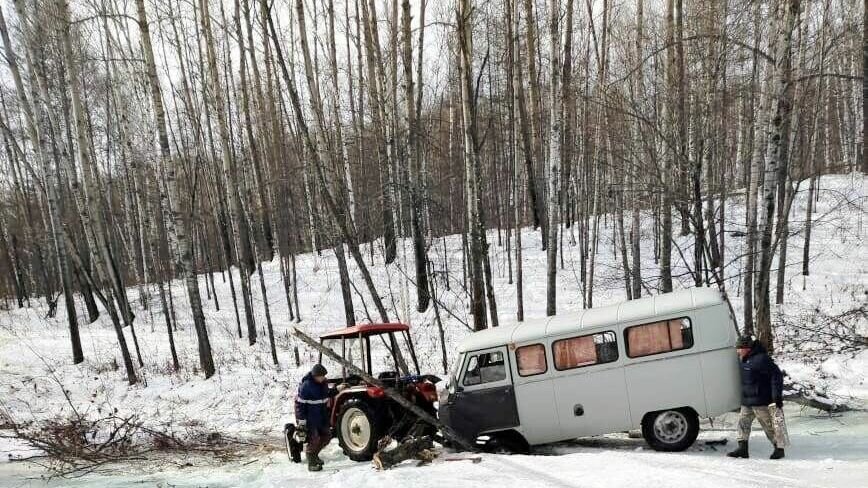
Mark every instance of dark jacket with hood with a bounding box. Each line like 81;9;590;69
739;342;784;407
295;373;333;431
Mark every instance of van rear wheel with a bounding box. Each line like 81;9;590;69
641;409;699;452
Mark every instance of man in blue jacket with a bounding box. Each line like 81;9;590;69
295;364;334;471
728;336;786;459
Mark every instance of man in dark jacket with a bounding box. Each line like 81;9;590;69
728;336;786;459
295;364;334;471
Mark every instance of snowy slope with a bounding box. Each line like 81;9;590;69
0;173;865;486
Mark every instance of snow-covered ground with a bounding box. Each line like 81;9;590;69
1;408;867;487
0;173;865;486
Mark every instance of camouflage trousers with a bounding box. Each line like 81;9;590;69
736;405;779;446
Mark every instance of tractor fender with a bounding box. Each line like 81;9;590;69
330;386;370;426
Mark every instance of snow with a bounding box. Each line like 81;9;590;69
2;408;867;487
817;351;868;400
0;173;866;486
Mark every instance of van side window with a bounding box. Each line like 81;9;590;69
516;344;547;376
463;351;507;386
552;331;618;370
625;317;694;358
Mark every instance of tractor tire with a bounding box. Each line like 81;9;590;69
336;398;385;461
641;408;699;452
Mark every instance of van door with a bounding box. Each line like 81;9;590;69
553;367;631;437
511;344;561;445
441;347;519;441
551;331;632;438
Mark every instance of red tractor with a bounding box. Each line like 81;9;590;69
285;323;441;462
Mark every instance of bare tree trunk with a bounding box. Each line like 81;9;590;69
135;0;214;377
756;0;800;353
324;0;356;328
630;0;644;299
234;0;273;263
522;0;546;239
265;0;389;323
545;0;562;316
509;0;524;322
457;0;488;330
335;243;355;326
361;0;398;265
401;0;430;313
53;0;137;384
199;0;258;345
660;0;676;293
0;4;82;364
743;5;767;336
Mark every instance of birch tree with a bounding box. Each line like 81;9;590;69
135;0;214;377
755;0;801;352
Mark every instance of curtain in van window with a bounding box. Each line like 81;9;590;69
627;321;672;357
553;335;597;369
516;344;547;376
627;319;689;357
668;320;684;349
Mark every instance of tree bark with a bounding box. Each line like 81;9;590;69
457;0;489;330
401;0;430;313
756;0;800;353
545;0;562;316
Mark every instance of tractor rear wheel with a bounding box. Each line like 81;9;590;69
336;398;384;461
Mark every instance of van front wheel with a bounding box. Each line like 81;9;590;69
641;409;699;452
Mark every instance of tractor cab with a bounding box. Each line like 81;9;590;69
308;323;440;461
318;323;420;386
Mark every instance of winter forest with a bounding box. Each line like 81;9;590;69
0;0;865;486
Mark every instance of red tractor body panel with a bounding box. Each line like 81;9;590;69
319;322;410;340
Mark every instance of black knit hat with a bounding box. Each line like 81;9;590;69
311;364;328;377
736;335;754;349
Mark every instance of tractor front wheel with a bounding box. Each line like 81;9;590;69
336;398;384;461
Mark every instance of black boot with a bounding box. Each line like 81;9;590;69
727;441;749;458
770;446;785;460
307;453;323;471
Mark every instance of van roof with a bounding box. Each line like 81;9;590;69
457;288;724;353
